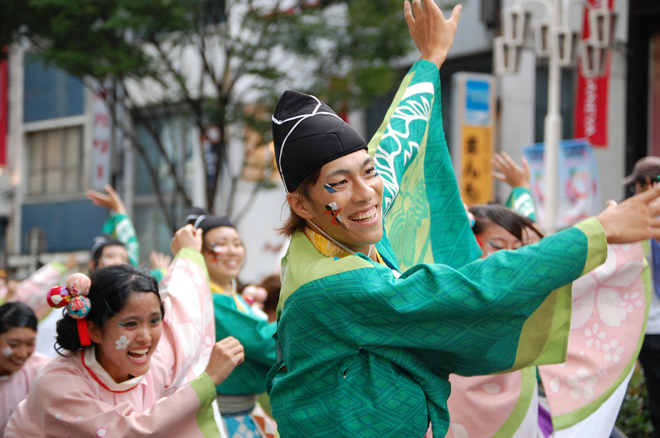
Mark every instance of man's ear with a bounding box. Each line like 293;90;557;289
87;320;102;344
287;193;314;220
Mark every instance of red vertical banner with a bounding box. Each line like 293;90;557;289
0;57;8;166
574;0;612;147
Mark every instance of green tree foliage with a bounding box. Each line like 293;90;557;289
1;0;421;228
616;366;652;437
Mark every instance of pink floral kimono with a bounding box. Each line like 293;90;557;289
0;352;51;438
443;243;650;438
5;248;222;438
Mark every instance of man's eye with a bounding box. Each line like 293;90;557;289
328;180;347;188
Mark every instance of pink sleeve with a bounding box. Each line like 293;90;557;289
8;263;66;320
5;372;218;438
24;353;51;380
155;247;215;389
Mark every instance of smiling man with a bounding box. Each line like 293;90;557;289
266;1;660;438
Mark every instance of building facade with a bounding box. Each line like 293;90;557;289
0;0;649;282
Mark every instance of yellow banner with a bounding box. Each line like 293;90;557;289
460;125;493;206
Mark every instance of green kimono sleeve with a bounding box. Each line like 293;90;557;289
505;186;537;221
270;219;606;438
150;267;166;283
213;294;277;395
368;60;481;272
285;218;606;376
101;212;139;266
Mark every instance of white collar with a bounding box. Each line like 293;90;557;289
0;370;17;381
83;346;147;392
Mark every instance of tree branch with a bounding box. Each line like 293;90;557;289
85;81;178;234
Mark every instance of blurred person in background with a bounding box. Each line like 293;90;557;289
624;156;660;438
0;302;50;437
186;209;277;438
258;274;281;324
88;184;171;280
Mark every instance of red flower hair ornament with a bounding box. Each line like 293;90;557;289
47;273;93;346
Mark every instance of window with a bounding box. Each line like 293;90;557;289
132;111;196;262
135;114;194;196
26;126;83;196
23;57;84;123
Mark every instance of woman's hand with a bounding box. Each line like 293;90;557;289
404;0;461;69
149;250;172;270
492;152;531;189
170;225;203;256
87;184;127;214
596;184;660;244
204;336;245;386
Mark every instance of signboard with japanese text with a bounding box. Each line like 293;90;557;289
523;139;600;229
451;73;497;205
460;126;493;204
92;93;111;190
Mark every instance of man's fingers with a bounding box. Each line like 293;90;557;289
404;1;415;26
649;196;660;217
425;0;442;15
411;0;422;19
448;4;462;26
651;228;660;241
636;182;660;204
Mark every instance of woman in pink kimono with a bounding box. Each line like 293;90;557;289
445;201;649;438
0;302;50;438
5;225;244;438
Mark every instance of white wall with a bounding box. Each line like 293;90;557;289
496;51;537;202
592;47;626;203
232;179;288;285
445;0;494;57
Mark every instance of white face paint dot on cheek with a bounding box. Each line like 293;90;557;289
2;346;12;357
115;335;129;350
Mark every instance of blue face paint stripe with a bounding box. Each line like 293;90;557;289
323;183;337;193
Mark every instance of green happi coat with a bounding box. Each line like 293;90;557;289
266;60;608;438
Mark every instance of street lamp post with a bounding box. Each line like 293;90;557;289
493;0;617;234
